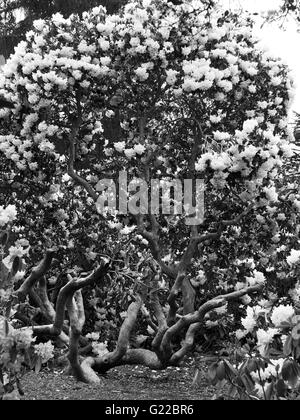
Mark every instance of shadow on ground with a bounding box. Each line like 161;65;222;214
21;356;217;400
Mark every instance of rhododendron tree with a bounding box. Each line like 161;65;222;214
0;0;299;386
0;0;128;59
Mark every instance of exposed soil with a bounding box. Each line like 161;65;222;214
20;355;218;400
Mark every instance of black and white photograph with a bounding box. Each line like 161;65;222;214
0;0;300;404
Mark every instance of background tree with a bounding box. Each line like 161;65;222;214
0;0;127;59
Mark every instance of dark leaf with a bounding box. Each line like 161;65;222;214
207;362;219;384
216;361;226;381
282;359;294;381
0;231;8;246
35;357;42;374
283;335;293;356
265;382;274;400
4;319;9;336
276;379;287;398
240;373;255;393
11;256;21;276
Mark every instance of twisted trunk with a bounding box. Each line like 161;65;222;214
78;283;263;383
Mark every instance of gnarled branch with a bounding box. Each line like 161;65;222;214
160;283;264;362
67;117;98;202
16;249;56;300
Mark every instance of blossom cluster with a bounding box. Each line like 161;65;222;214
0;0;293;181
236;302;296;356
92;341;109;357
34;341;55;363
0;205;17;227
251;358;285;383
0;321;35;351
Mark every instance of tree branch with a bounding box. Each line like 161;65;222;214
101;294;144;366
31;262;109;339
53;262;110;333
67;117;98;202
150;281;168;352
16;249;56;300
136;215;176;279
67;291;98;383
160;283;264;362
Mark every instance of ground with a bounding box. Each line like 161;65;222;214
21;355;218;400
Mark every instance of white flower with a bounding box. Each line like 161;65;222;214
271;305;294;327
252;359;285;383
134;144;146;155
263;186;278;202
120;226;136;235
258;101;268;109
195;152;214;172
210;115;222;124
241;307;257;332
52;13;65;26
182;46;191;56
218;80;233;92
0;205;17;226
62;173;71;183
33;19;45;32
213;131;231;142
92;341;109;357
98;39;110;51
215;92;225;101
287;249;300;265
243;119;258;134
100;56;111;66
277;213;286;221
86;332;100;341
129;37;140;47
124;149;136;159
107;221;122;230
236;329;247;340
12;328;35;349
143;0;151;8
210;156;228;171
246;270;266;287
105;110;115;118
114;141;126;153
14;271;26;281
165;69;178;85
271;77;282;86
28;94;39;104
135;67;149;81
215;304;228;315
256;215;265;224
34;341;55;363
198;80;213;91
243;145;258;159
254;384;265;399
256;328;278;355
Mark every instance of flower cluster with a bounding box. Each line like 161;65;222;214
0;0;293;181
0;205;17;227
271;305;295;328
256;328;279;354
251;358;285;383
287;249;300;265
92;341;109;357
34;341;55;364
0;322;35;351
